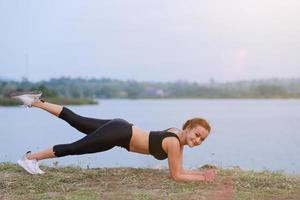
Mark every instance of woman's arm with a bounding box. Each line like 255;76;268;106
166;138;215;182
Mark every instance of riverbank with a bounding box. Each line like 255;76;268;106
1;163;299;200
0;97;98;106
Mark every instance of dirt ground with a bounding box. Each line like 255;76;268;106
1;163;299;200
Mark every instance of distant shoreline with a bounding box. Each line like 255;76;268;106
0;97;98;106
2;96;300;106
2;77;300;100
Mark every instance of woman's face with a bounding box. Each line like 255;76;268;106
185;125;209;147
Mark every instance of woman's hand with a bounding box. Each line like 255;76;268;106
203;169;217;182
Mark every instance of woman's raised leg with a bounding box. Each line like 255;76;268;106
32;100;111;134
32;100;63;117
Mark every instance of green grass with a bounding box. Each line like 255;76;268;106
232;168;300;200
1;162;299;200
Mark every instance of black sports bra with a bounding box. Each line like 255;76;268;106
148;129;180;160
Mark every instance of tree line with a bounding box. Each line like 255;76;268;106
1;77;300;99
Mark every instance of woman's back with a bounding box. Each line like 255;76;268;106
129;126;150;154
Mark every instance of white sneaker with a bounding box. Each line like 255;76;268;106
35;161;45;174
17;151;45;175
10;91;42;107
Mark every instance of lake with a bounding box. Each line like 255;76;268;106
0;99;299;174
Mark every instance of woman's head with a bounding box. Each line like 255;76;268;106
182;118;211;147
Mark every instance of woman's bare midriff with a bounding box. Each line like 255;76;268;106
129;126;150;154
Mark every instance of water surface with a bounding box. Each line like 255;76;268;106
0;99;299;174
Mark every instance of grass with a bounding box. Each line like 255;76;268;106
1;162;300;200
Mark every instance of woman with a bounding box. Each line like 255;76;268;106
12;92;216;182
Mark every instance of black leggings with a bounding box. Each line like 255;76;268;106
53;107;133;157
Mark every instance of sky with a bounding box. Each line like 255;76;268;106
0;0;300;83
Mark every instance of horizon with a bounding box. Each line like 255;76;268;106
1;75;300;85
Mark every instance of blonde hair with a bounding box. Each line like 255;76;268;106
182;118;211;133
